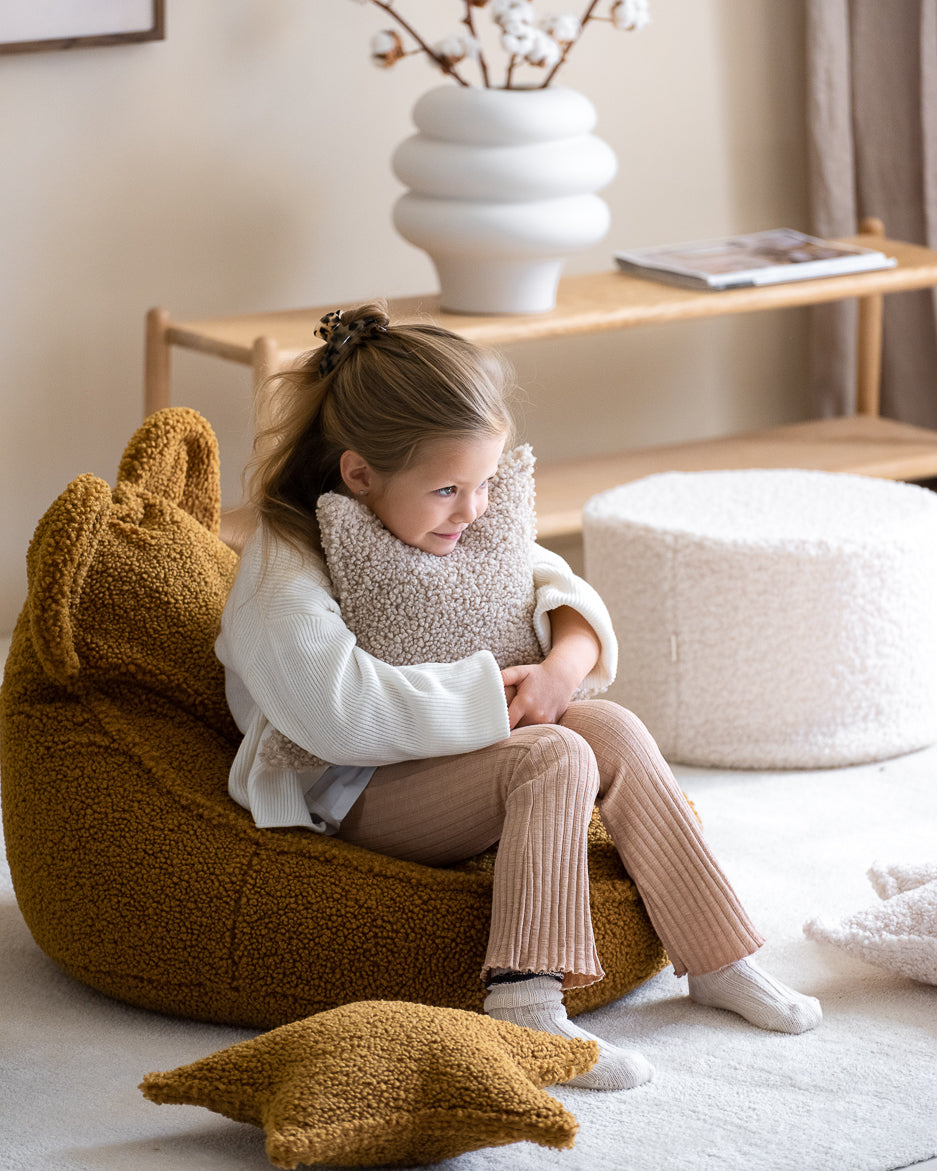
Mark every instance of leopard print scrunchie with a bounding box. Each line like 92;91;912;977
314;309;387;375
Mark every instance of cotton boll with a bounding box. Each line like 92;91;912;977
525;29;563;68
611;0;651;32
370;29;405;68
540;14;580;45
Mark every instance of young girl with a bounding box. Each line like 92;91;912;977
215;302;821;1092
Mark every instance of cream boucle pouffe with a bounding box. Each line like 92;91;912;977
583;469;937;769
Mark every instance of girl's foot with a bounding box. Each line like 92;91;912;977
688;956;822;1034
483;975;653;1091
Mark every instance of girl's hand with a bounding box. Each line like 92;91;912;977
501;660;578;728
501;606;601;729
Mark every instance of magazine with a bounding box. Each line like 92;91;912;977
613;228;897;291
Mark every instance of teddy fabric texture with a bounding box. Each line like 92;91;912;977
261;444;543;772
584;469;937;769
140;1000;596;1168
804;862;937;984
0;408;667;1028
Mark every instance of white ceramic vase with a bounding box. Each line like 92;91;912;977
392;85;618;315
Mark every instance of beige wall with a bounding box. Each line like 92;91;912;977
0;0;808;633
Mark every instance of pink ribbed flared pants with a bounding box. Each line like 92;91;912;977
337;699;764;987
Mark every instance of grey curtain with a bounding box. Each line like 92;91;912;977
806;0;937;424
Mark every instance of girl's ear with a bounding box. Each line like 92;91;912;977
339;451;374;497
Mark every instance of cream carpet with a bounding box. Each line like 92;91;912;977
2;630;936;1170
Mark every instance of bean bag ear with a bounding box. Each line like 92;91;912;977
25;472;113;684
116;405;222;534
25;406;226;686
1;408;667;1029
21;408;237;726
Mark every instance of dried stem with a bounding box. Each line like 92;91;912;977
461;0;490;88
539;0;602;88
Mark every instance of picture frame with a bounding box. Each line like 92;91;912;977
0;1;165;55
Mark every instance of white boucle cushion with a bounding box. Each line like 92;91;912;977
583;469;937;769
804;862;937;985
262;445;543;770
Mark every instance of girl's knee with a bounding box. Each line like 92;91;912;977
509;724;600;802
566;698;658;750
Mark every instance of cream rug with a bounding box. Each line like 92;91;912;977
2;631;936;1170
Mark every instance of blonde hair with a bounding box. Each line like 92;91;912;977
247;302;516;555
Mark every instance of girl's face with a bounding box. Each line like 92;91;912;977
362;434;506;556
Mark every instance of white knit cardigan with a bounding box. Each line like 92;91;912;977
215;528;618;832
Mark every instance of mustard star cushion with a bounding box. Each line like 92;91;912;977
139;1000;597;1168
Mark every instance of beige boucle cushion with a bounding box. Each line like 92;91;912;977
140;999;596;1168
262;444;543;770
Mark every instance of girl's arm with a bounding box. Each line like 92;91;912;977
217;535;511;767
501;543;618;728
502;606;601;728
254;609;511;765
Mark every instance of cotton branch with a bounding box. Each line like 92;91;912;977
366;0;471;86
462;0;490;87
539;0;602;88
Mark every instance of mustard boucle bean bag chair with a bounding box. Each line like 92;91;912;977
0;408;667;1028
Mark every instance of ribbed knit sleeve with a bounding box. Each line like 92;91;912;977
216;532;511;769
530;543;618;696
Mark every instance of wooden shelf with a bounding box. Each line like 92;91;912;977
533;415;937;539
146;223;937;544
159;234;937;364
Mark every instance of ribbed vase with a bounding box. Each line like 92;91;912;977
392;85;618;314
